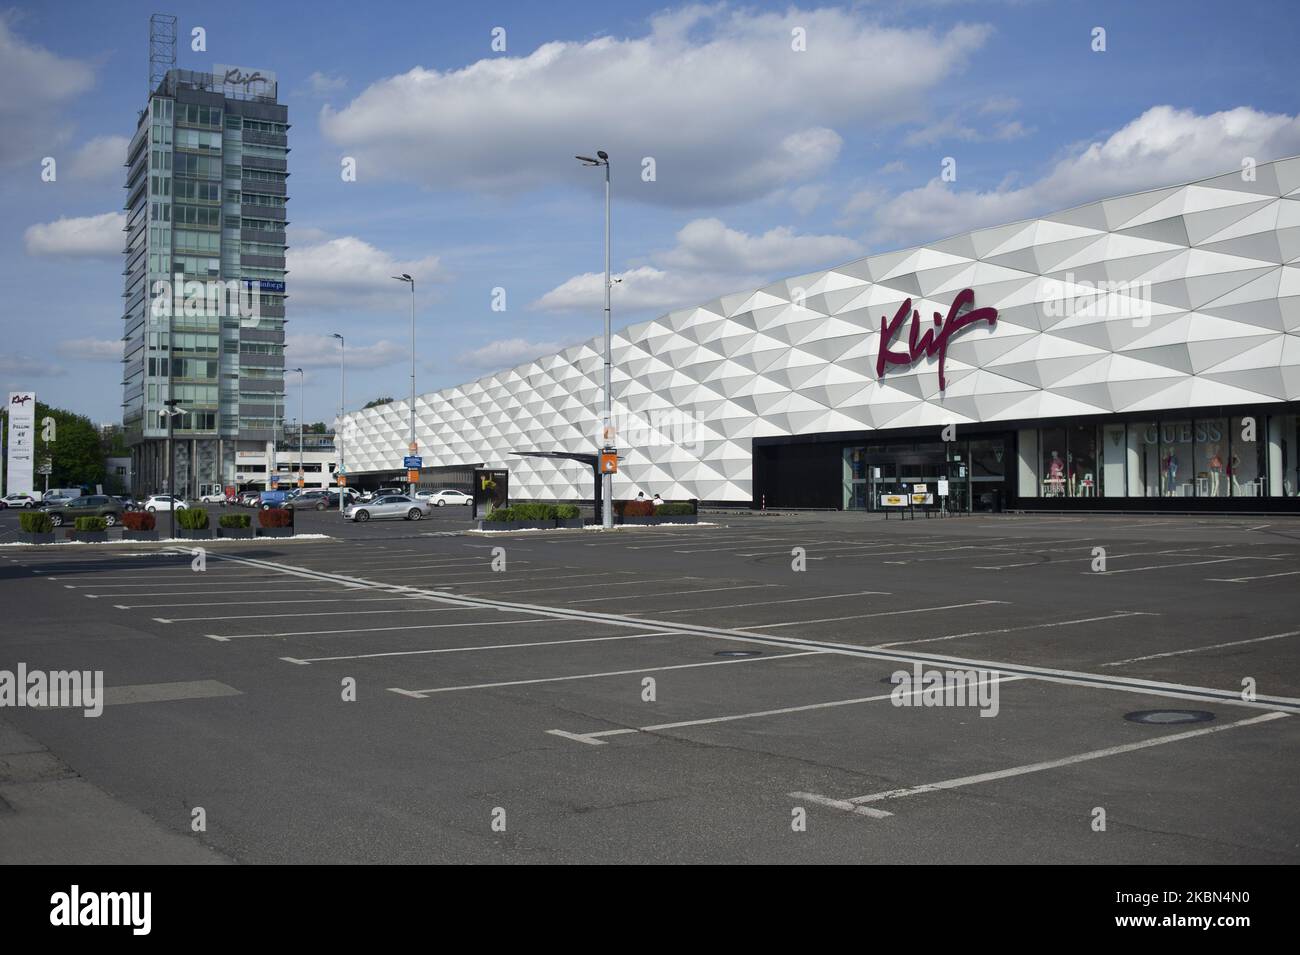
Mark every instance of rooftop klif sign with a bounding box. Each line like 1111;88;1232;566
214;64;277;98
875;288;997;391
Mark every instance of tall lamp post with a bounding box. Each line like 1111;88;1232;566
392;273;417;495
332;333;345;513
161;398;183;539
576;149;613;528
292;367;304;489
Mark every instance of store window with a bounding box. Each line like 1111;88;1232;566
1195;418;1229;498
1040;427;1067;497
1273;414;1300;498
1229;416;1262;496
1067;424;1099;497
1159;421;1195;497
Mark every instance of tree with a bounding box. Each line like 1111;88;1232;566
0;402;105;490
363;397;394;409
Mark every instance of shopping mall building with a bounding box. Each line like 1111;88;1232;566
340;155;1300;512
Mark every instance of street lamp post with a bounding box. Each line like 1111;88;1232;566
332;333;345;514
576;150;613;529
162;398;183;539
292;367;304;489
392;273;416;495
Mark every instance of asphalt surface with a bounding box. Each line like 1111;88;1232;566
1;506;1297;863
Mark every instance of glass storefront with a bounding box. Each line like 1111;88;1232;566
843;436;1008;512
1018;412;1279;499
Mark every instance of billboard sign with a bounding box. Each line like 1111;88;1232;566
7;392;36;495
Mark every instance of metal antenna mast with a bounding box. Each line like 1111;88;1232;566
149;14;177;94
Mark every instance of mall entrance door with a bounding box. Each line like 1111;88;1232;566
844;441;969;513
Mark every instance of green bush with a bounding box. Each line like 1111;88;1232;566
175;507;209;530
219;513;251;529
74;516;107;532
485;503;559;522
555;503;580;519
20;511;54;533
654;502;694;515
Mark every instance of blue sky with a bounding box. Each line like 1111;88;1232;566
3;0;1298;425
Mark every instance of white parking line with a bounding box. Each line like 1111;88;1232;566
1088;556;1261;575
563;583;769;605
872;612;1153;649
547;674;1028;745
121;595;420;610
282;630;682;664
80;586;350;598
207;614;536;640
755;600;1008;630
1208;570;1300;583
1100;630;1300;667
645;590;890;615
389;650;824;696
793;712;1288;816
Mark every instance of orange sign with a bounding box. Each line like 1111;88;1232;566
599;451;618;474
407;469;420;483
337;475;347;486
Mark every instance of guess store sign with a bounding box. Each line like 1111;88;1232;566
875;288;998;391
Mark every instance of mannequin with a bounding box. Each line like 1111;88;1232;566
1162;451;1179;496
1229;452;1242;493
1208;444;1223;497
1048;451;1065;496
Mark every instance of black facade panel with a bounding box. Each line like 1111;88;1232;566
753;441;840;509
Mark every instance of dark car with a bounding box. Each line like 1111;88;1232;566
287;489;340;510
43;494;124;527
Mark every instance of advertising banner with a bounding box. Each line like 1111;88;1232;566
879;493;909;507
7;392;36;495
473;468;509;519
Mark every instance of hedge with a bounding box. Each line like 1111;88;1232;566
20;511;54;533
175;507;209;530
486;502;557;522
74;516;107;532
219;513;251;529
654;502;694;515
122;511;155;531
555;503;580;519
259;507;292;528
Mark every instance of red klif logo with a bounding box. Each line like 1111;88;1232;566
875;288;997;391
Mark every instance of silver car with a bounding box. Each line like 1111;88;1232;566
343;494;431;523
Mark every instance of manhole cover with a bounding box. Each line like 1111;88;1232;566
715;650;762;658
1124;709;1216;725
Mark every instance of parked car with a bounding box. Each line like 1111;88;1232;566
0;492;39;509
360;487;405;503
112;495;140;511
198;491;228;504
418;489;473;507
343;494;432;522
286;489;340;510
260;489;289;509
37;491;80;509
143;494;187;512
43;494;123;527
238;490;262;507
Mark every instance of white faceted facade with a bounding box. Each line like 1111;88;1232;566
341;156;1300;503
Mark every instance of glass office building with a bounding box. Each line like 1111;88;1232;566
122;66;288;498
340;155;1300;512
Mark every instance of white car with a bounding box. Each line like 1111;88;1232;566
144;494;188;512
1;493;38;509
343;494;432;522
198;491;228;504
419;489;473;507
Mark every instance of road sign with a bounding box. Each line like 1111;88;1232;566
403;456;422;469
599;451;618;474
406;469;419;483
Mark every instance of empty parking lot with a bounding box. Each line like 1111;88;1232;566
1;510;1297;863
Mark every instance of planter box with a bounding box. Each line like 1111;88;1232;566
72;531;109;543
256;527;294;538
618;515;698;526
176;528;213;540
122;530;159;542
555;518;585;529
218;527;255;539
20;532;55;544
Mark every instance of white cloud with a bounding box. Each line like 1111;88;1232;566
55;338;121;362
321;6;990;206
285;332;405;370
24;212;124;258
68;135;130;181
0;18;95;167
306;71;347;95
457;338;568;371
865;105;1300;248
0;353;65;379
536;216;862;313
286;236;446;309
904;113;1031;147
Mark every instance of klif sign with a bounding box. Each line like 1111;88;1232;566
7;392;36;495
876;288;998;391
214;64;277;97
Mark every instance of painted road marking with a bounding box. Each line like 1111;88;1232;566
281;630;684;664
186;549;1300;713
1208;570;1300;583
645;590;890;615
873;612;1154;649
547;673;1027;745
389;650;824;697
206;614;531;641
756;600;1008;629
1100;630;1300;667
793;712;1288;816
